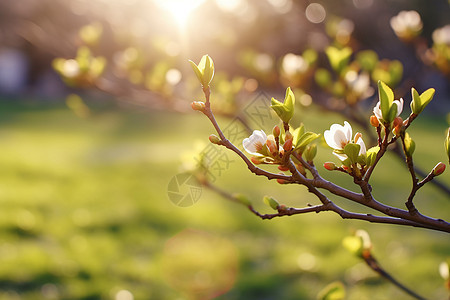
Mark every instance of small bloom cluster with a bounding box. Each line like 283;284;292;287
324;121;366;162
242;129;287;164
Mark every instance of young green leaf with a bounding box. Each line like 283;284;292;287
366;146;380;166
294;132;320;151
271;87;295;123
343;143;360;164
263;196;280;210
378;80;394;122
403;132;415;157
411;87;435;115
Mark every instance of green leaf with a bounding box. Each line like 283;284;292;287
317;281;346;300
294;132;320;151
202;55;214;86
419;88;435;113
292;124;305;146
263;196;279;210
404;132;415;157
189;60;203;83
378;80;394;122
411;87;435;115
270;87;295;123
366;146;380;166
387;104;398;123
343;143;360;164
284;87;295;116
189;55;215;87
410;87;421;115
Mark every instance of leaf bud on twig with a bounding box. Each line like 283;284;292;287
432;162;446;176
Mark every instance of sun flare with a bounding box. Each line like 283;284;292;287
153;0;206;26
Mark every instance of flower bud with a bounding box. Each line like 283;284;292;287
191;101;205;111
285;131;293;140
370;115;379;127
304;144;317;162
432;162;446;176
276;178;288;184
209;134;221;145
273;125;281;138
324;162;337;171
251;156;262;165
393;116;403;128
283;138;293;152
278;165;290;172
278;204;288;213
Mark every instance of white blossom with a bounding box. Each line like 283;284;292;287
373;98;404;121
243;130;267;156
324;121;352;150
325;122;367;161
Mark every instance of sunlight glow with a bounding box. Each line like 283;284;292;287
153;0;206;26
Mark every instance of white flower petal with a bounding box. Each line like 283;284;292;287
356;137;367;156
324;129;340;149
325;122;353;150
394;98;404;117
243;130;267;156
343;121;352;142
373;102;382;120
333;152;348;161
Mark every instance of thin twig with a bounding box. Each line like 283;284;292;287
363;252;427;300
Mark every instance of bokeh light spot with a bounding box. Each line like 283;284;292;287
305;3;326;24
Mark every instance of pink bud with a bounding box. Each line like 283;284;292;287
432;162;446;176
277;178;287;184
283;138;293;152
209;134;221;145
285;131;293;141
324;162;336;171
266;139;278;155
278;165;290;172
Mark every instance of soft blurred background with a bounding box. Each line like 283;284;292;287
0;0;449;299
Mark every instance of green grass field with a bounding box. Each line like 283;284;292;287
0;100;448;300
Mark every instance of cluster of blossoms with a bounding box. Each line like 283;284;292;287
242;128;285;164
240;80;446;178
